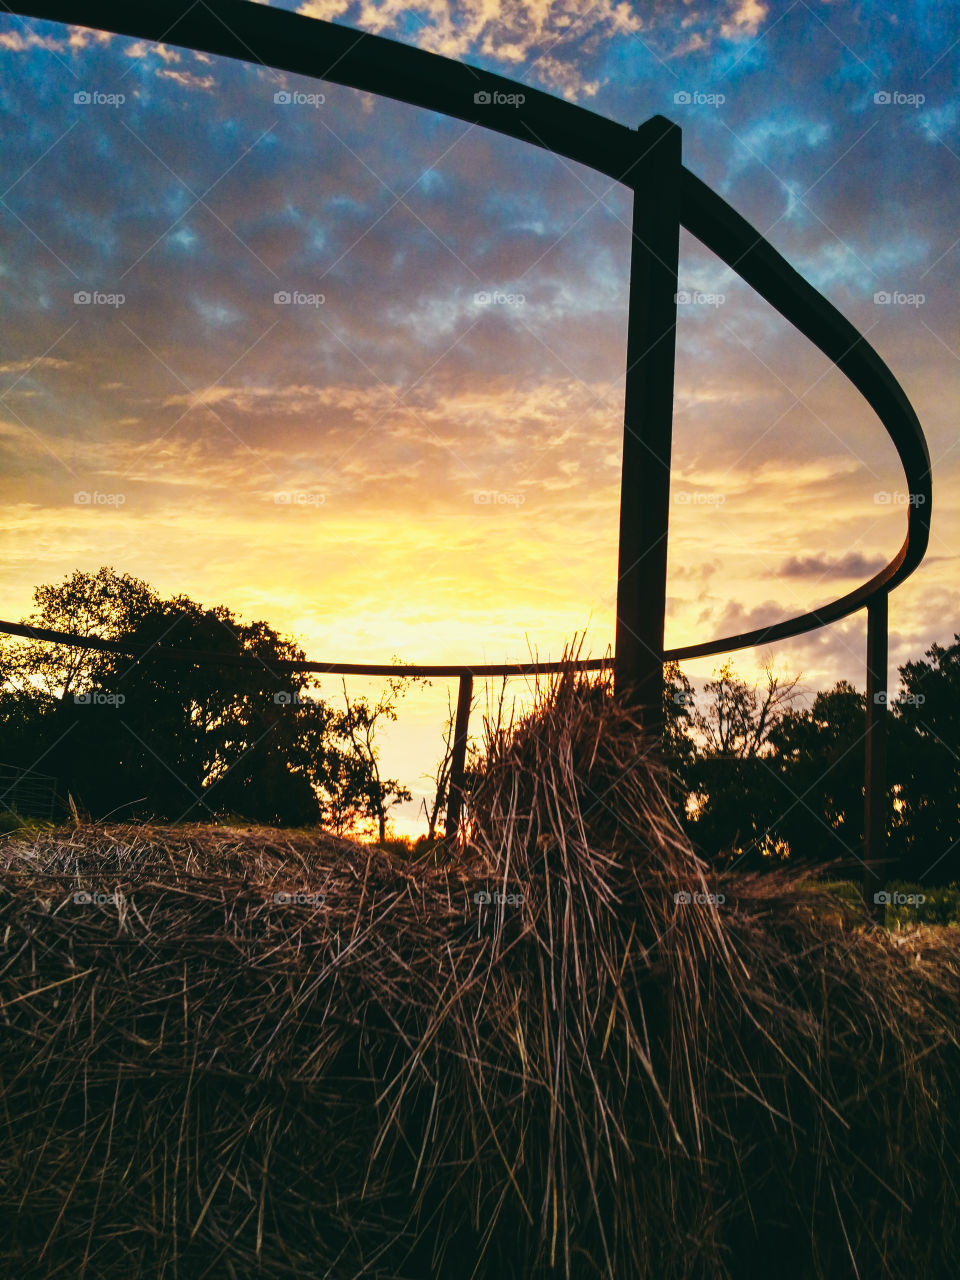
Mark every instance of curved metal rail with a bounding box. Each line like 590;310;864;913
0;2;933;885
0;618;610;679
2;0;930;673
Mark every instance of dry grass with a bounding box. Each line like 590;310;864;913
1;664;958;1277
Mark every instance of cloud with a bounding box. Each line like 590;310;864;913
125;41;181;62
156;70;216;91
779;552;887;579
68;28;114;49
0;24;112;52
294;0;639;96
0;356;73;375
720;0;768;40
0;30;64;52
297;0;352;19
532;54;600;100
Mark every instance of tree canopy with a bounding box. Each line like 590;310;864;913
0;568;410;836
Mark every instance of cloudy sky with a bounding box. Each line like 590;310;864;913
0;0;955;832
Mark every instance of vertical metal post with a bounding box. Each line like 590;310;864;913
444;671;473;841
614;115;682;737
864;592;888;920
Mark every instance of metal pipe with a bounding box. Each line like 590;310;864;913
444;672;473;841
864;592;889;920
0;3;933;773
614;117;681;733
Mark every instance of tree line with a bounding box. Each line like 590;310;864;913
0;568;414;840
1;567;958;883
661;650;960;885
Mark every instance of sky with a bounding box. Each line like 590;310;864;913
0;0;956;834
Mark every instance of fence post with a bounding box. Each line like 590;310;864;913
614;115;682;738
864;592;888;920
444;671;473;841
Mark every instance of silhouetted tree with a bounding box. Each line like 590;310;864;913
684;661;802;869
767;681;868;869
889;636;960;883
0;569;339;826
334;677;413;844
661;660;697;805
2;567;156;701
420;689;455;842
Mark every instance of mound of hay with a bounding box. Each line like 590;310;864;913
1;666;959;1278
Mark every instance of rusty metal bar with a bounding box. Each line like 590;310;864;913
443;672;473;840
863;592;889;919
2;3;932;687
0;619;616;679
3;3;929;653
3;3;931;684
614;117;681;733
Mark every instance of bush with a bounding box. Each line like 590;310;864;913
885;880;960;927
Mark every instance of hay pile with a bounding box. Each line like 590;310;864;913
2;666;959;1278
